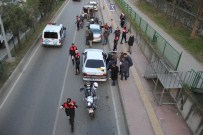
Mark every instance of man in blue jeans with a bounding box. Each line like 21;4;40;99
102;29;109;45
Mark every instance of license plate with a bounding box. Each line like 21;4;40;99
89;109;94;113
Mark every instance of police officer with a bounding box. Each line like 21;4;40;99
69;43;78;65
120;26;128;44
75;50;80;75
60;98;78;133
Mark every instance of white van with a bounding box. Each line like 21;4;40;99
42;23;66;47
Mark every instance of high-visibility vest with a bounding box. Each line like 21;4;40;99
64;101;77;109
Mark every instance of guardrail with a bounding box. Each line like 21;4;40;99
115;0;182;70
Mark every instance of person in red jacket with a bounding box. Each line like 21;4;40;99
60;98;78;133
120;26;128;44
74;50;80;75
69;43;78;65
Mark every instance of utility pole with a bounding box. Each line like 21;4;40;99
0;15;13;61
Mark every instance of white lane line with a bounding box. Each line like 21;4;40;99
110;85;121;135
0;45;41;109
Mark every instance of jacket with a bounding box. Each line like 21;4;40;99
128;35;135;46
69;45;77;55
120;60;129;72
89;31;93;40
110;66;119;80
62;101;78;117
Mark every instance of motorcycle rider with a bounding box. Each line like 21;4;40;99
84;82;98;98
60;98;78;132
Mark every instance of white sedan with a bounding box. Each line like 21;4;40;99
82;49;107;81
88;1;98;11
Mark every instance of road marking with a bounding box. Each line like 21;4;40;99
110;85;121;135
102;0;164;134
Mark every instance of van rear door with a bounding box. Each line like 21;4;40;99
43;32;60;45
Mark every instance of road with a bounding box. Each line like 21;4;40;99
0;0;128;135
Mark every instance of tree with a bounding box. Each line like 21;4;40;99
190;1;203;37
3;5;27;45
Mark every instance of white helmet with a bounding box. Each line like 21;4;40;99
93;82;98;89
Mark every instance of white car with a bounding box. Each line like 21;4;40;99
89;24;102;42
88;1;98;11
82;49;107;81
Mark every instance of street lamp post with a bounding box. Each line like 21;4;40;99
0;15;14;61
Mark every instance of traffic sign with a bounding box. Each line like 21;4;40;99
110;4;115;11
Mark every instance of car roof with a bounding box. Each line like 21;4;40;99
89;1;97;4
89;24;100;29
84;49;104;60
43;23;63;32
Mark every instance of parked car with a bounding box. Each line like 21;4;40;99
88;1;98;11
89;24;102;42
82;49;107;81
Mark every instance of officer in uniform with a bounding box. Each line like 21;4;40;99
69;43;78;65
60;98;78;133
75;50;80;75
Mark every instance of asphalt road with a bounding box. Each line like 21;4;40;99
0;0;128;135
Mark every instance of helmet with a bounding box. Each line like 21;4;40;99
67;98;71;103
93;82;98;89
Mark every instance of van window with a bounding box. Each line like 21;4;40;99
44;32;58;39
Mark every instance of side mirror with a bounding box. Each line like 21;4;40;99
64;27;66;30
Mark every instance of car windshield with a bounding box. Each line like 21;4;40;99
90;29;100;33
85;59;104;68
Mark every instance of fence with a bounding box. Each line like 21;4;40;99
115;0;182;70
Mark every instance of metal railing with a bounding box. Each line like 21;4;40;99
115;0;182;70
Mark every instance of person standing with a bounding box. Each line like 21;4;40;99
75;15;80;31
88;30;94;48
113;36;119;51
85;27;90;45
113;27;121;39
123;53;133;77
102;29;109;45
69;43;78;65
60;98;78;133
75;50;80;75
120;26;128;44
109;19;114;33
109;63;119;86
127;33;135;54
120;57;129;80
120;13;125;28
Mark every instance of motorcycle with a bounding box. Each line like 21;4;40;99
80;82;98;118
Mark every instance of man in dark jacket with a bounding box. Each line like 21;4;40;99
128;33;135;54
120;57;129;80
123;53;133;77
60;98;78;132
109;63;119;86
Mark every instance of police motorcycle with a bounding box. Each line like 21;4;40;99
80;82;98;118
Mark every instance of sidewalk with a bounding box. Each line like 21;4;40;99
100;0;194;134
125;0;203;71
